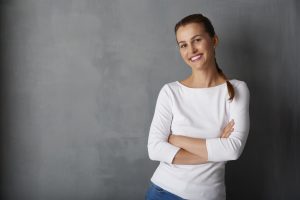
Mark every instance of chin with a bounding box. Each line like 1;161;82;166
190;63;206;70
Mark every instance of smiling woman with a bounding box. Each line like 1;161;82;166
146;14;250;200
177;24;217;71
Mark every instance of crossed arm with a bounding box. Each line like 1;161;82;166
147;82;250;165
168;120;235;165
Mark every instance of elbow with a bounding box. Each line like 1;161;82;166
148;148;155;161
207;137;247;162
147;136;160;161
147;141;177;163
226;142;245;161
227;150;242;161
147;139;179;163
224;138;245;161
227;137;245;160
147;144;158;161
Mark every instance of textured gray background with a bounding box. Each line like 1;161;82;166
0;0;299;199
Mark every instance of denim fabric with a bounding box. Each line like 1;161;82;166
145;182;185;200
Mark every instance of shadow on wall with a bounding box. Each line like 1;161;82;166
223;18;267;200
224;12;300;200
0;3;10;199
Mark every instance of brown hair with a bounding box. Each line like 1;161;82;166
175;14;234;101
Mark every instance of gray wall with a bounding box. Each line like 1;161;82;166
0;0;299;199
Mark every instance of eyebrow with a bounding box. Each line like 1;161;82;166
177;34;204;44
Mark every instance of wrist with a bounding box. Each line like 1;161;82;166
170;134;183;148
169;134;177;144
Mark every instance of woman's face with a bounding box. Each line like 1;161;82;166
176;22;218;71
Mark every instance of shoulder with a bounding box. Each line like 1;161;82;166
228;79;248;89
228;79;250;107
165;81;180;89
155;81;180;103
159;81;180;93
229;79;250;95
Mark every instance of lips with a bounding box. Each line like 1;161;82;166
190;54;203;62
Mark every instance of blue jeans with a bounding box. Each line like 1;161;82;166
145;182;185;200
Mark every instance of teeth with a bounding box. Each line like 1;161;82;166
191;54;202;61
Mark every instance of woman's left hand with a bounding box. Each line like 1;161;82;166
168;133;175;144
220;119;235;138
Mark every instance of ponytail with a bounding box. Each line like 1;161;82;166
215;58;235;101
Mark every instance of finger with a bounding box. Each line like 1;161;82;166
221;120;235;138
223;127;234;138
225;120;235;130
221;129;231;138
221;126;232;137
225;128;234;138
222;131;230;138
223;124;234;135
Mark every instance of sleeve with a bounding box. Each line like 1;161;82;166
206;81;250;162
147;84;180;164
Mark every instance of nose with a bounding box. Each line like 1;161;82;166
189;44;197;54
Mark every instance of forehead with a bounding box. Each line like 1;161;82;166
176;23;208;41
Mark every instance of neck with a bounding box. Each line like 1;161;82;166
188;64;224;88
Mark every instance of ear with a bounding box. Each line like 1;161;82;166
213;35;219;48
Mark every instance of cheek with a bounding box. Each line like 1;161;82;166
197;43;209;50
206;42;215;51
179;50;187;59
197;40;213;51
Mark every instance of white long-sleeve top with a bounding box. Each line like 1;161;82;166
147;79;250;200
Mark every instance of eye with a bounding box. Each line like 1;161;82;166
194;38;202;42
179;44;187;48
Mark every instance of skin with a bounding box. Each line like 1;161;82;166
169;22;235;165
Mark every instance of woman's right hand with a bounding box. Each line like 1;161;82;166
220;119;235;138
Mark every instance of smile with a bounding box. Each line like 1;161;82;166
190;54;203;62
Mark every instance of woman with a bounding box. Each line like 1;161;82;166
146;14;250;200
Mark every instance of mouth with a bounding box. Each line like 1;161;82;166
190;54;203;62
